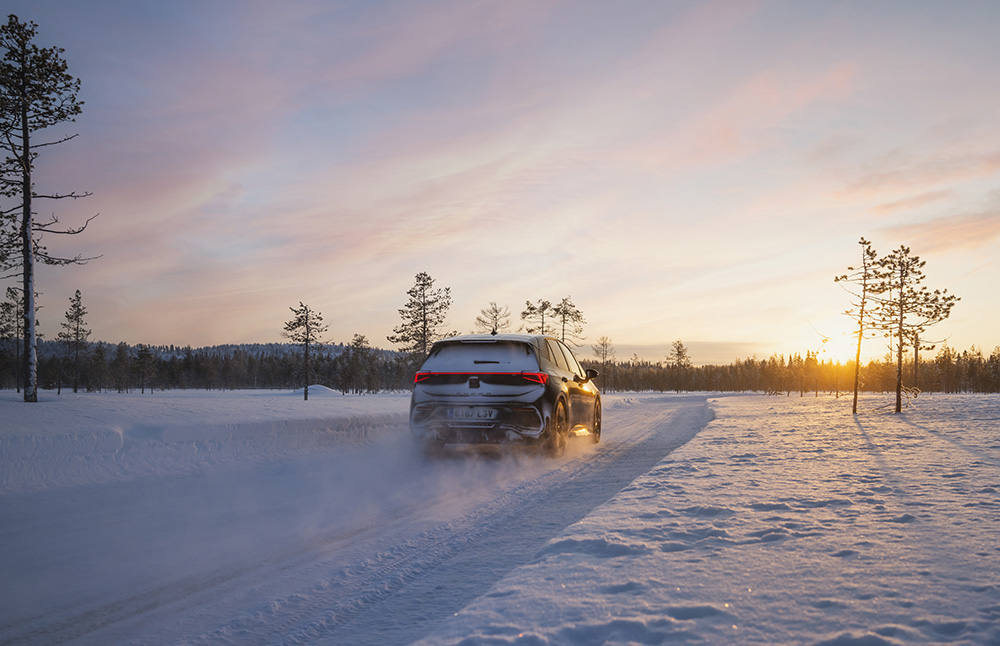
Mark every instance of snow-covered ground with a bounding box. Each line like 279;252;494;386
0;387;410;493
422;393;1000;645
1;390;997;644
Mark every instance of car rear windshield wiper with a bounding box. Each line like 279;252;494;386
473;360;500;364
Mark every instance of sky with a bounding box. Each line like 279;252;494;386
6;0;1000;364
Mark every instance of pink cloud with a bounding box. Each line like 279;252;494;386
844;151;1000;197
873;189;953;215
881;209;1000;253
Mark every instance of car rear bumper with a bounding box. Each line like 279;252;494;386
410;402;545;444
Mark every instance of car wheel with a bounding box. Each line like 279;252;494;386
544;401;568;457
590;398;602;444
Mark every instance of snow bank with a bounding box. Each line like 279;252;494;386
289;384;341;396
420;393;1000;645
0;389;410;494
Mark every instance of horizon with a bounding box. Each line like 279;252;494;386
4;1;999;366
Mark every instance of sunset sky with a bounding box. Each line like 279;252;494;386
8;0;999;364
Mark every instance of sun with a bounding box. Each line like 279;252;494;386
807;313;864;365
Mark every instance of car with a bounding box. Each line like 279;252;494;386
409;333;601;456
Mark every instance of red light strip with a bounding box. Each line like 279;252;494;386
413;371;548;384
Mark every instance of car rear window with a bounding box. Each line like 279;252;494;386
421;341;539;372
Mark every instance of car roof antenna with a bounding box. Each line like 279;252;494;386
491;325;498;336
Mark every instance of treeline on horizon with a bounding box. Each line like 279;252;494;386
1;338;997;395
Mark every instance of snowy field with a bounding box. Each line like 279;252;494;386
1;390;998;644
423;394;1000;645
0;387;410;493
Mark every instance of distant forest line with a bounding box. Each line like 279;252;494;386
1;339;997;395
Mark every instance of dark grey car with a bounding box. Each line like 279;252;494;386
409;334;601;455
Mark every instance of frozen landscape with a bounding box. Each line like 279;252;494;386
1;389;998;645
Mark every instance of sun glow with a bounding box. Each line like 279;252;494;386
790;313;864;366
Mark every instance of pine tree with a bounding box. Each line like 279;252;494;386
135;344;154;394
668;339;692;368
56;289;89;392
552;297;585;345
520;299;552;335
1;15;98;402
89;341;107;392
347;333;373;393
0;286;19;391
283;301;329;400
834;237;885;414
668;339;692;392
387;272;452;358
112;341;130;393
874;245;959;413
474;302;511;334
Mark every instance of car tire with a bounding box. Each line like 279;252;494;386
590;398;602;444
544;401;568;457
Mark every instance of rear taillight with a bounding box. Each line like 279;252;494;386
413;371;548;385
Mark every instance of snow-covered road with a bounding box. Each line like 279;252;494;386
0;392;712;645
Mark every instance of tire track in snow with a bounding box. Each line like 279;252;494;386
1;396;711;645
197;398;714;646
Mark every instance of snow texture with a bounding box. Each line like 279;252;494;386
420;393;1000;645
0;389;409;493
1;391;998;645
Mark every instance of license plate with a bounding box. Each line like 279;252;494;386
446;407;498;420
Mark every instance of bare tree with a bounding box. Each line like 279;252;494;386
834;237;884;414
474;301;511;334
520;299;552;335
591;335;615;390
592;336;615;364
283;302;329;400
874;245;959;413
552;296;585;345
1;15;99;402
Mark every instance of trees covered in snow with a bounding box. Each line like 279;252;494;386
387;272;452;359
1;15;98;402
283;302;329;401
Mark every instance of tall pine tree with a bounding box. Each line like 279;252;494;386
387;272;452;358
283;302;328;400
56;288;89;393
520;299;552;335
1;15;98;402
834;237;884;414
552;297;585;345
875;245;959;413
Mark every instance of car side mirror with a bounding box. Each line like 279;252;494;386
585;368;599;381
